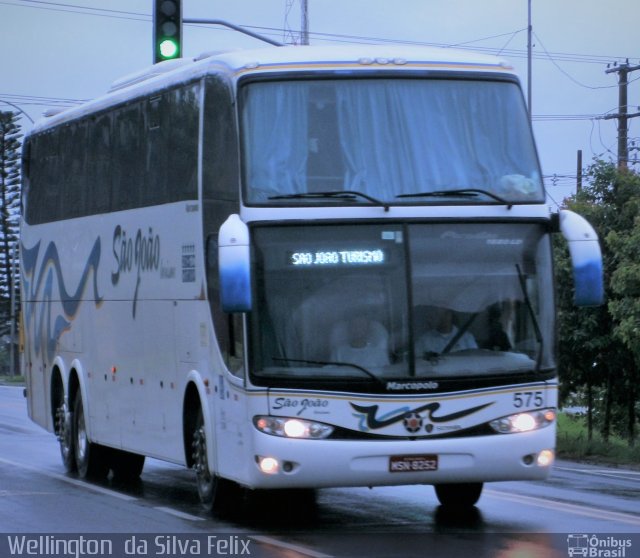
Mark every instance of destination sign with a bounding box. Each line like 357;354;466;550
288;248;386;267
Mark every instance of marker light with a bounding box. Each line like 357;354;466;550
254;416;334;439
490;409;556;434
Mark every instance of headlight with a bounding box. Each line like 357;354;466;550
490;408;556;434
254;416;334;439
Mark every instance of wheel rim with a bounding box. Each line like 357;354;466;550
192;425;214;501
55;404;72;461
76;405;88;463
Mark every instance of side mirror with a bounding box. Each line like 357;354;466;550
559;210;604;306
218;214;252;313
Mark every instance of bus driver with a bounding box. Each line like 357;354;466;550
417;307;477;356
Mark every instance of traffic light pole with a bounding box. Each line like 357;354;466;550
182;19;283;47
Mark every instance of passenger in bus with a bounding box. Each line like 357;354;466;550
330;316;390;368
484;304;512;351
417;307;477;356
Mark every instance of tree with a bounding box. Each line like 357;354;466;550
605;174;640;446
555;161;640;445
0;111;22;373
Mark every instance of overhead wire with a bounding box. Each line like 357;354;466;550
2;0;635;66
4;0;637;176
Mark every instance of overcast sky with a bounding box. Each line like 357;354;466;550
2;0;638;205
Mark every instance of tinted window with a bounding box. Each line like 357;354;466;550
25;82;201;224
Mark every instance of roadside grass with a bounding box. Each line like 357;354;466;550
0;374;24;385
556;412;640;468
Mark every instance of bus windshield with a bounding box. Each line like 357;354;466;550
249;223;555;389
240;78;544;206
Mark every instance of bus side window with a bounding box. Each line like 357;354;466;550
36;131;62;223
206;233;245;378
87;113;111;214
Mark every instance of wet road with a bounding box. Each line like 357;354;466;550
1;385;639;557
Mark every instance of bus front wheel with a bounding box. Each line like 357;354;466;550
434;482;483;508
191;408;236;512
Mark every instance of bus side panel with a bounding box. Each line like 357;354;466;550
20;202;204;464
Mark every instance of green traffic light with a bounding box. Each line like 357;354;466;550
159;38;179;59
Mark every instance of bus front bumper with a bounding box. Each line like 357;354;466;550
240;427;555;489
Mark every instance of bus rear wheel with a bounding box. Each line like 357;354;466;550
55;401;76;473
73;393;109;480
434;482;483;508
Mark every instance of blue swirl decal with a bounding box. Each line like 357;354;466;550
350;401;492;432
22;238;102;363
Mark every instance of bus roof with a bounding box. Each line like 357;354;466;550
29;44;516;134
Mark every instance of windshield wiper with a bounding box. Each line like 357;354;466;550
396;188;513;209
271;357;386;386
515;264;544;372
269;190;390;212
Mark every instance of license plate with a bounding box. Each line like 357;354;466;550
389;454;438;473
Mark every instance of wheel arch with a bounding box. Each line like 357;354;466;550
182;372;215;471
49;359;66;431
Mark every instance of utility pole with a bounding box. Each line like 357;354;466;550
604;61;640;171
577;149;582;192
300;0;309;45
527;0;532;120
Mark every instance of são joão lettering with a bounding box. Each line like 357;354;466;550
111;225;161;285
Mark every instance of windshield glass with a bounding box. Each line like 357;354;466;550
249;223;554;389
240;78;543;206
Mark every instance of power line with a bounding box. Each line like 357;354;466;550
2;1;636;66
1;0;148;21
533;114;602;122
533;32;620;90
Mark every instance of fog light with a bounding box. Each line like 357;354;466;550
537;449;554;467
257;456;279;475
522;454;535;466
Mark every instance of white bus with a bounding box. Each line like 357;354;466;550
20;45;603;509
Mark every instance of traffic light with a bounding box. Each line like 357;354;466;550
153;0;182;63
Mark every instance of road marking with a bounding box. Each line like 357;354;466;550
250;535;334;558
485;489;640;527
555;465;640;481
153;506;206;521
0;456;138;502
0;490;56;496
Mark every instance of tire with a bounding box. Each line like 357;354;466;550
110;449;145;482
55;400;76;473
434;482;483;508
191;407;237;512
73;393;110;480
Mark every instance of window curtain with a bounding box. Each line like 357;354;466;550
242;83;309;200
335;80;539;198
